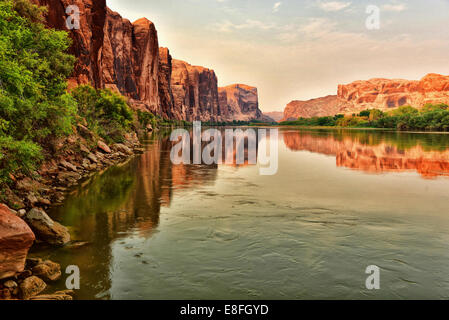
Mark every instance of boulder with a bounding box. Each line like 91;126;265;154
97;140;111;153
60;160;78;172
24;208;71;246
0;204;35;280
30;290;74;300
3;280;18;289
19;276;46;300
77;124;94;140
113;143;133;155
32;260;62;282
87;153;98;163
79;143;90;154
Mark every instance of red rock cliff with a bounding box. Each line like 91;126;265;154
218;84;263;122
282;95;348;121
35;1;160;113
338;73;449;113
34;0;262;121
171;59;221;122
283;74;449;121
33;0;107;87
158;48;178;119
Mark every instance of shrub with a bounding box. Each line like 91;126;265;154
0;0;76;182
72;85;134;143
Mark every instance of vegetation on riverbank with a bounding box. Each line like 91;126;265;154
279;104;449;131
0;0;167;186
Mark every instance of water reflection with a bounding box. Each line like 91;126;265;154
37;128;449;299
283;129;449;178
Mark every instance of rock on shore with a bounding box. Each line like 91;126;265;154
0;204;35;280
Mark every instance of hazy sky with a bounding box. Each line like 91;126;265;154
107;0;449;112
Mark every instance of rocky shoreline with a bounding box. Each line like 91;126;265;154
0;124;146;300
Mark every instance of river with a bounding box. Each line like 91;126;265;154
33;128;449;299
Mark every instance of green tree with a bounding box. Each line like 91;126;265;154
0;0;76;182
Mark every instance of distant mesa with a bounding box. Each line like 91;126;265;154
282;73;449;121
218;84;263;122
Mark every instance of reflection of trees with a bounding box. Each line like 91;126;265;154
283;130;449;178
46;131;221;299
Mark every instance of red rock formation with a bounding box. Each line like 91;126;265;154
33;0;107;87
158;48;177;119
0;204;35;280
34;0;262;121
171;59;220;122
218;84;263;122
34;1;160;113
281;95;348;121
283;74;449;120
338;73;449;113
100;10;159;113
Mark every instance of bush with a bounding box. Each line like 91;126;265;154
0;0;76;182
72;85;133;143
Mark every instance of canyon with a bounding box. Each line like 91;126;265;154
282;73;449;121
33;0;263;122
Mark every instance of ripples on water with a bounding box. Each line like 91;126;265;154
34;128;449;300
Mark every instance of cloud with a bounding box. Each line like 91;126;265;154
382;3;407;12
214;19;277;32
299;18;337;38
273;2;282;13
317;1;351;12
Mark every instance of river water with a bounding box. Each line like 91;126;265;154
35;128;449;299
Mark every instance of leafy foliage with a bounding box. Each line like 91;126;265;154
280;104;449;132
0;0;76;182
71;85;133;143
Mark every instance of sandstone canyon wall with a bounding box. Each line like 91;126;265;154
218;84;263;122
34;0;261;122
283;73;449;121
171;59;221;122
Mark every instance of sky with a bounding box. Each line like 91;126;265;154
107;0;449;112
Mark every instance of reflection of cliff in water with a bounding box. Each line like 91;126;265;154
282;130;449;178
46;133;219;299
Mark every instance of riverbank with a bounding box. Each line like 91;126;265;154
0;125;146;300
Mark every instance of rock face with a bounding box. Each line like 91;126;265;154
218;84;263;122
34;0;263;122
282;74;449;120
33;0;107;88
282;95;348;121
171;59;221;122
0;204;35;280
338;73;449;113
100;10;159;112
34;1;160;113
158;47;177;119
